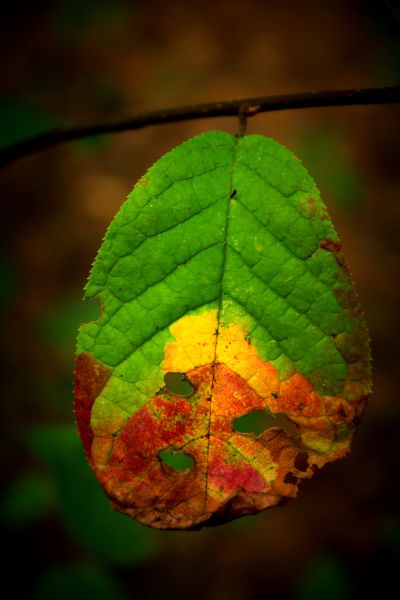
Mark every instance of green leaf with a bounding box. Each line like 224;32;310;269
75;131;371;530
29;425;159;564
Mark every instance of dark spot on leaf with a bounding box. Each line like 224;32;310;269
233;410;299;438
294;451;309;472
158;450;194;471
230;188;237;198
271;392;279;399
164;372;195;397
284;472;298;484
320;239;342;253
319;238;348;270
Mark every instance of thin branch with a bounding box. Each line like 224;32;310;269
1;85;399;167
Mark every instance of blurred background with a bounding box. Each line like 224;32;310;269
1;0;399;598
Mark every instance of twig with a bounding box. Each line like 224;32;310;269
237;104;248;137
1;85;399;167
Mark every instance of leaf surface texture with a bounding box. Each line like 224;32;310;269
75;132;371;529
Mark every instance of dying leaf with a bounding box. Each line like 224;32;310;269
74;131;371;530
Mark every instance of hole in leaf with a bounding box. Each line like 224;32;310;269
294;451;309;472
284;472;298;484
159;450;194;471
164;372;195;397
233;410;299;437
83;295;103;323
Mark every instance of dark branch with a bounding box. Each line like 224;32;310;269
1;85;399;167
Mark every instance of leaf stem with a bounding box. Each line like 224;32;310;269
1;85;399;167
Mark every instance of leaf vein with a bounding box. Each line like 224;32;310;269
228;245;330;340
234;197;335;296
103;240;224;324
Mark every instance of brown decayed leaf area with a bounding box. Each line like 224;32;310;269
74;351;366;529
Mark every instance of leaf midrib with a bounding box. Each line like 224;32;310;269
204;135;240;502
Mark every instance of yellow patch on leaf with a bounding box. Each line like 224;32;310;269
163;311;280;402
163;309;218;372
216;322;280;400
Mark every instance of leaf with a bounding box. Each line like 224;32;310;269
74;131;371;530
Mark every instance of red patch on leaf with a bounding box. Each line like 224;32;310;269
208;453;265;494
74;352;111;462
81;360;365;529
96;363;298;528
320;239;342;253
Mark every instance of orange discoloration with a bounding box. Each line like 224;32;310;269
217;322;280;399
84;313;365;529
95;365;213;528
277;373;323;418
325;396;355;425
210;363;265;435
94;362;321;528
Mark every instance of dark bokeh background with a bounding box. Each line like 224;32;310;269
1;1;399;598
